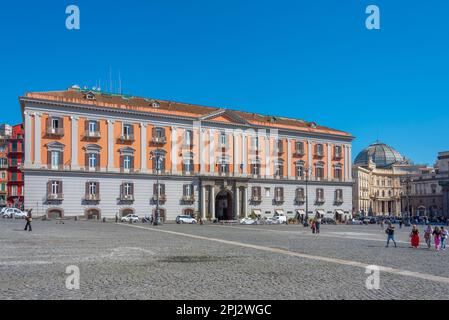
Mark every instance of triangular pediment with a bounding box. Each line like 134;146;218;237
200;109;248;125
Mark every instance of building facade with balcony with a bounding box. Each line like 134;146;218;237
352;142;426;216
7;124;24;209
0;124;12;207
21;88;354;220
400;151;449;217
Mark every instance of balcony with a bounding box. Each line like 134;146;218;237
47;193;64;201
152;194;167;202
120;194;135;202
334;198;344;205
274;196;284;203
118;134;135;143
181;195;195;202
314;152;324;158
84;194;101;201
83;130;101;139
151;136;167;145
46;127;64;137
315;198;325;204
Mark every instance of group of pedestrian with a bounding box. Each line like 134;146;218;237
310;216;322;234
385;222;448;251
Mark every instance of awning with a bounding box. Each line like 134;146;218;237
335;209;344;215
252;209;262;216
316;209;325;215
296;209;305;216
275;209;284;215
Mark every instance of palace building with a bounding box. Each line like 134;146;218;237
20;87;354;221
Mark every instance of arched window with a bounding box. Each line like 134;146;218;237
274;159;284;177
151;149;166;171
316;188;325;202
315;161;324;179
335;189;343;203
295;161;305;178
334;164;342;181
183;152;194;174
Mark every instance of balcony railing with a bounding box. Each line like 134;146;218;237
118;134;135;143
315;198;325;204
120;194;135;201
251;195;261;202
151;136;167;144
274;196;285;203
314;152;324;157
152;194;167;202
46;127;64;137
83;131;101;139
181;195;195;202
84;194;101;201
47;193;64;201
334;198;344;204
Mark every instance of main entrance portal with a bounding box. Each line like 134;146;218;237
215;190;233;221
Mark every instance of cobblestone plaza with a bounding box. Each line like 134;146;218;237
1;219;449;300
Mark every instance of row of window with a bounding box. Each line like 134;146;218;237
250;186;344;204
46;180;195;202
46;117;345;158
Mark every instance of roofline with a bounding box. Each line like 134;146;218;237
19;94;355;141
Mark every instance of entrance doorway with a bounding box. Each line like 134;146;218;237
215;190;233;221
86;208;100;220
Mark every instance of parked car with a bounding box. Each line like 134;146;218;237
271;214;287;224
175;215;197;224
2;208;27;219
120;214;139;223
240;218;256;225
321;218;336;225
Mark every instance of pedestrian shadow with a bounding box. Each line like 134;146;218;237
12;229;26;232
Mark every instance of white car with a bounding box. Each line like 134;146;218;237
176;215;197;224
121;214;139;223
240;218;256;225
272;214;287;224
2;208;27;219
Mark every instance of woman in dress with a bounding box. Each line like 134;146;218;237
410;225;419;248
433;226;442;251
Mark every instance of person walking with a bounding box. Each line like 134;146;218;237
433;226;442;251
399;219;403;229
24;209;32;232
424;224;433;249
409;225;420;248
315;216;322;234
311;219;316;234
441;226;448;250
380;219;384;230
385;223;397;248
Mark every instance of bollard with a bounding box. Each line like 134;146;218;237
102;217;106;223
74;216;78;221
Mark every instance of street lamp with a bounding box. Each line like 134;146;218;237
303;165;311;227
150;149;165;226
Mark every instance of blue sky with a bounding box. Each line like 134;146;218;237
0;0;448;165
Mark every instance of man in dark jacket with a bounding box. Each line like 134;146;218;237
24;209;32;232
385;223;396;248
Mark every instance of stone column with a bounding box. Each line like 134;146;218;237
327;144;332;180
265;134;270;176
107;120;115;171
201;185;207;219
140;123;147;173
24;111;32;167
209;129;215;174
199;127;205;174
243;186;248;218
211;185;216;220
171;126;178;174
233;132;238;175
348;145;352;182
307;141;312;177
287;138;292;178
34;113;41;167
235;186;240;219
242;132;247;176
70;116;79;170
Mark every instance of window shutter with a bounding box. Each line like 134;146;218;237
130;156;134;171
85;182;89;196
153;184;157;196
129;124;134;135
161;184;165;195
59;181;63;195
120;155;124;170
152;127;156;138
96;182;100;196
130;183;134;196
47;151;51;168
84;120;88;132
191;185;194;197
85;153;89;168
59;151;63;166
161;127;165;137
46;117;50;131
120;183;123;198
96;154;101;170
46;181;51;195
59;117;64;130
